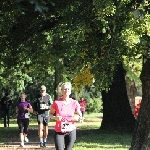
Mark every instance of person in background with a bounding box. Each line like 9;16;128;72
1;92;12;128
134;99;142;119
16;93;33;147
79;97;87;123
34;85;53;148
50;82;83;150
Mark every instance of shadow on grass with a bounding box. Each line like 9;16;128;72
0;127;132;149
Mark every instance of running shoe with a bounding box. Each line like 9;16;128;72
24;137;29;142
20;143;24;147
40;142;44;147
43;142;46;148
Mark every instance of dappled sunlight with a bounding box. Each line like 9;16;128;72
0;113;132;150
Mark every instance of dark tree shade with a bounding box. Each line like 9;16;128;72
130;58;150;150
100;63;135;132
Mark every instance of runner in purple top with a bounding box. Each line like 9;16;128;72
16;93;33;148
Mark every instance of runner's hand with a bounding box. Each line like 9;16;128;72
33;111;37;115
55;115;62;121
79;116;83;122
73;115;80;121
24;107;28;113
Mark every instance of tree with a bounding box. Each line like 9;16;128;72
124;55;142;114
1;1;150;144
130;58;150;149
101;63;135;132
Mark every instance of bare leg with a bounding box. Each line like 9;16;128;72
20;133;24;147
43;125;48;147
43;125;48;138
38;123;43;138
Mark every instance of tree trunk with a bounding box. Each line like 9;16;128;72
54;59;63;100
126;78;137;115
100;63;135;132
130;58;150;150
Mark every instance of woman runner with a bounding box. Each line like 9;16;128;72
50;82;82;150
16;93;33;147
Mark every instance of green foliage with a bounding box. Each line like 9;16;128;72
0;0;150;101
87;97;103;113
1;1;148;137
123;55;142;84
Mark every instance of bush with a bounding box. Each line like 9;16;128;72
86;97;103;113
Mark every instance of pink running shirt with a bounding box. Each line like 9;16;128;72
79;100;86;112
51;98;80;133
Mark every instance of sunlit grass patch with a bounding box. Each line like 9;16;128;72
84;113;103;118
74;130;131;150
76;122;101;130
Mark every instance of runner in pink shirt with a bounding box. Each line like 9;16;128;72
50;82;82;150
79;97;87;123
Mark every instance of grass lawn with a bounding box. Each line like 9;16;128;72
74;113;132;150
0;113;132;150
74;129;131;150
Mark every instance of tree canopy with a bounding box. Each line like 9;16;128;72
1;0;150;149
1;0;149;93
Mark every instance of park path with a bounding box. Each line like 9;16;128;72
0;119;101;150
0;126;56;150
0;143;55;150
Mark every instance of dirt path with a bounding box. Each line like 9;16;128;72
0;120;101;150
0;127;56;150
0;144;55;150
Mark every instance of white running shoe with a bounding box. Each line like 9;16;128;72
24;137;29;142
20;143;24;147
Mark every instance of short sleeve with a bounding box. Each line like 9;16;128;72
51;101;57;110
28;102;32;108
75;101;81;112
48;95;53;105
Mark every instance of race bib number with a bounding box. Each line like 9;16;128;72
25;113;30;118
40;104;46;109
61;122;72;132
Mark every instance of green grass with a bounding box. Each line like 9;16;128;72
75;113;131;150
74;123;131;150
74;130;131;150
84;112;103;118
0;113;132;150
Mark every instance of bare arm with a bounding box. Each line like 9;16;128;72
74;109;83;122
49;108;62;121
76;110;82;117
27;107;33;113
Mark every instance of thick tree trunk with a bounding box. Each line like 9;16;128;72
100;63;135;132
54;59;63;100
126;78;137;115
130;58;150;150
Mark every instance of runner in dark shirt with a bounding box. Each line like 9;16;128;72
34;85;53;148
1;92;12;128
